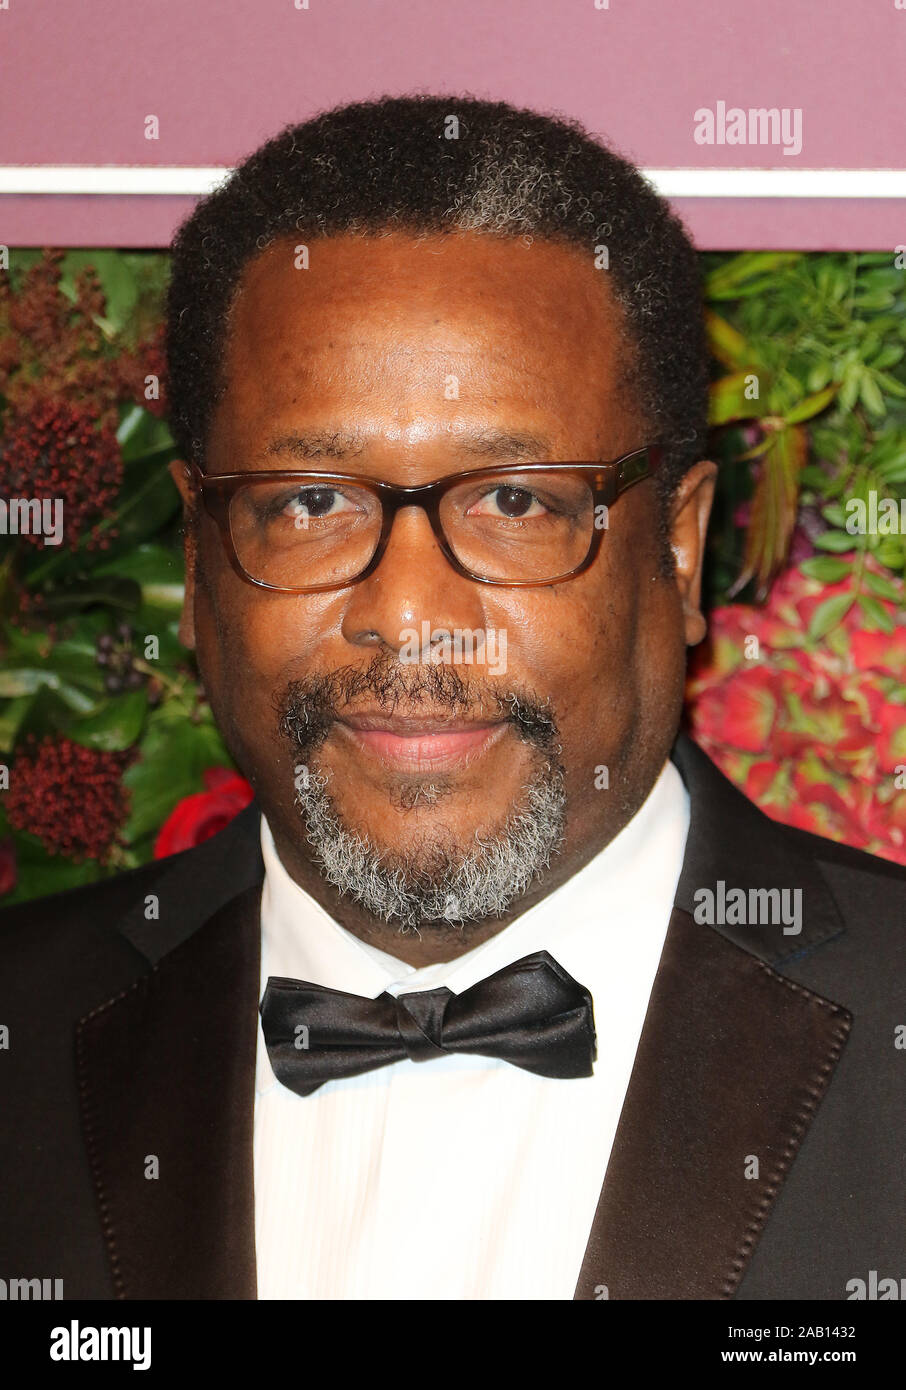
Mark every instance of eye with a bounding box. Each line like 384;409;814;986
466;485;549;520
278;486;356;524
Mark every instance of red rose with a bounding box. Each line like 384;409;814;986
153;767;255;859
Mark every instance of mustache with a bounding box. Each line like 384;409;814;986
274;651;560;761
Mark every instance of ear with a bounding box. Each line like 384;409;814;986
168;459;198;652
667;459;718;647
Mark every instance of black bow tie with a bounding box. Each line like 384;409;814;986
260;950;596;1097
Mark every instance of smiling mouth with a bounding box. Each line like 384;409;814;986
333;711;510;772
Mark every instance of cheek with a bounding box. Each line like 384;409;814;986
521;566;676;753
196;542;337;690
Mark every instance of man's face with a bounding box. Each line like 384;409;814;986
173;230;714;958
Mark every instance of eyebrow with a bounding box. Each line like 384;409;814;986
260;427;555;464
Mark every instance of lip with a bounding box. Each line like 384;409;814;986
334;711;509;772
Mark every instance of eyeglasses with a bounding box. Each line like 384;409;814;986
188;444;662;594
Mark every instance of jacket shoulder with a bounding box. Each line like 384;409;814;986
0;798;264;967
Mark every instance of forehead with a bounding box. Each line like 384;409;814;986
211;230;640;459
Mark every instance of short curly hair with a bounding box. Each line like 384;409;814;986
166;93;709;519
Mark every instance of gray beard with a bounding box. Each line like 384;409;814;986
293;761;566;933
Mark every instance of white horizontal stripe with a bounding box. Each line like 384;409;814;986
647;168;906;198
0;166;905;198
0;166;234;195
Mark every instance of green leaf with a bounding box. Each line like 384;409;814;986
859;372;887;417
59;250;139;335
119;409;175;463
705;310;753;369
121;710;234;843
93;543;181;581
871;345;904;370
807;363;832;394
111;459;181;549
799;465;830;490
0;668;102;712
0;695;35;752
68;690;148;751
784;383;838;425
798;557;851;583
813;530;856;553
877;537;906;571
26;577;142;619
0;829;105;906
705;252;801;299
863;570;903;601
856;592;896;632
808;592;855;640
874;372;906;400
709;371;761;425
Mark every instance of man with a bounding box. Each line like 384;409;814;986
2;95;904;1301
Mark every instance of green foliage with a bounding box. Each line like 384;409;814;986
702;250;906;610
0;249;217;897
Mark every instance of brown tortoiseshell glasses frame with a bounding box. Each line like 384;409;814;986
186;443;663;594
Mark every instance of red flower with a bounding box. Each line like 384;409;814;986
153;767;254;859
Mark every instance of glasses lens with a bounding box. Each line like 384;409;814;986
229;478;382;588
440;469;596;581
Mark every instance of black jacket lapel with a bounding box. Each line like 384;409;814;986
573;905;851;1299
574;734;854;1299
75;881;262;1299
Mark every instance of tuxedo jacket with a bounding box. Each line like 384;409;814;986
1;733;904;1300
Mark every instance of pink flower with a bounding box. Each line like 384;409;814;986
685;557;906;866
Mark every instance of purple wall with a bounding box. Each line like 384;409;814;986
1;0;904;249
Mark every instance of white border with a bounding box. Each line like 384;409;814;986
0;167;905;198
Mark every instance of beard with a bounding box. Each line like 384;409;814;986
275;652;567;934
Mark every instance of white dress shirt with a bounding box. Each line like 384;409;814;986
253;758;690;1300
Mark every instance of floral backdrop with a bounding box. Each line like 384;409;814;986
1;247;905;904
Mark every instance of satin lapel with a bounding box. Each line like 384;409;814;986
75;882;262;1299
573;906;851;1299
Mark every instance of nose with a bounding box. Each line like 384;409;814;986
340;505;490;659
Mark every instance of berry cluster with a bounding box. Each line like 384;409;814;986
0;248;167;423
5;734;134;863
0;392;122;549
94;623;163;706
95;622;145;693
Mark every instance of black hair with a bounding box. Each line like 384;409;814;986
165;94;709;528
